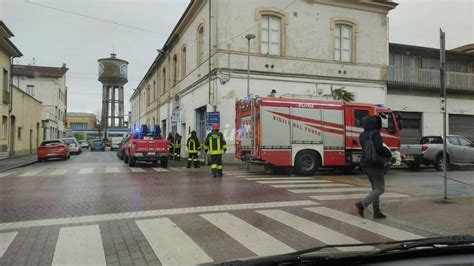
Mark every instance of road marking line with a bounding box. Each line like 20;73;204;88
130;167;145;173
0;172;15;178
289;187;371;193
201;213;295;256
245;177;314;181
305;207;423;240
310;193;410;200
271;183;353;189
49;169;68;176
0;200;318;230
19;169;42;177
257;180;332;184
0;232;17;257
136;218;212;265
257;210;373;252
170;167;185;172
105;167;120;173
79;168;93;174
52;225;106;266
152;167;170;172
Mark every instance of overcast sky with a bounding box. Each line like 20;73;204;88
1;0;472;115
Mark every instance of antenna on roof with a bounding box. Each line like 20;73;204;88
31;57;36;66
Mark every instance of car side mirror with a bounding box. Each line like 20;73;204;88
396;113;403;130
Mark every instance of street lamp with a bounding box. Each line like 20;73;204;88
245;33;256;97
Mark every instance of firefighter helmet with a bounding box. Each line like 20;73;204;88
212;124;220;130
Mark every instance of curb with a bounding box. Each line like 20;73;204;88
0;160;37;173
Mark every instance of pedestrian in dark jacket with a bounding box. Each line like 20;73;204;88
167;133;174;160
355;115;392;219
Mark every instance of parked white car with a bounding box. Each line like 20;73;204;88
111;137;124;151
79;140;90;149
63;137;82;155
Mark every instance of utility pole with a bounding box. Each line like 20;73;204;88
440;28;448;200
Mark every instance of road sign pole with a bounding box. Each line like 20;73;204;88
440;28;448;200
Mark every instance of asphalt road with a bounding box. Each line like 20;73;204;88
0;150;471;265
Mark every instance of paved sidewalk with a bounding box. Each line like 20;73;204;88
0;154;37;173
382;195;474;236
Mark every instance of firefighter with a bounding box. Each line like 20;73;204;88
167;133;174;160
174;133;182;161
186;130;201;168
204;124;227;177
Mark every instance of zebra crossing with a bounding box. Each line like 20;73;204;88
241;174;410;201
0;166;174;178
0;204;425;265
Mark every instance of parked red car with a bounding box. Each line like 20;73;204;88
37;139;70;162
123;126;169;167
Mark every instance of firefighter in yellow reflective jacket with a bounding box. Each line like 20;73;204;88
204;124;227;177
186;130;201;168
173;133;182;161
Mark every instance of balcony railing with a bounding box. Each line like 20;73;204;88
387;66;474;91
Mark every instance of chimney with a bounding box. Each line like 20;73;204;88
62;63;67;69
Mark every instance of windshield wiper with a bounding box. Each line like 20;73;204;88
375;235;474;254
215;235;474;266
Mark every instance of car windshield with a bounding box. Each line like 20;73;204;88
2;1;473;265
63;139;75;144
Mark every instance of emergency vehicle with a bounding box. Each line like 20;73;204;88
235;97;401;175
123;125;169;168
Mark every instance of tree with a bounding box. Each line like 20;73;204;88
74;131;85;140
325;87;355;102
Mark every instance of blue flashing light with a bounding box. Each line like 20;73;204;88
375;104;385;108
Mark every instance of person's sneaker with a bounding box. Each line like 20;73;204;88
355;202;365;218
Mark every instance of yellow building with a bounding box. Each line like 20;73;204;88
11;85;43;156
0;20;23;159
66;112;97;130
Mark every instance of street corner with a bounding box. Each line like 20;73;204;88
380;195;474;236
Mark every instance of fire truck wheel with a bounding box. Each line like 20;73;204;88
294;150;320;176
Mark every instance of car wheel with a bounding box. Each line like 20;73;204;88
160;158;168;168
124;154;129;164
435;154;450;172
294;150;320;176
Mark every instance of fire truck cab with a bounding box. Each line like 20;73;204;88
235;97;401;176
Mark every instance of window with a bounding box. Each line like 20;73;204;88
197;25;204;64
172;54;178;86
153;81;156;100
162;68;166;94
355;110;369;127
147;85;151;105
181;46;187;79
335;24;352;62
379;112;395;131
261;16;281;55
2;116;7;139
17;127;22;140
458;137;472;146
447;136;460;145
26;85;35;96
421;136;443;144
2;69;8;92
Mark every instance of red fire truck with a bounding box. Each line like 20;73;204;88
235;97;401;175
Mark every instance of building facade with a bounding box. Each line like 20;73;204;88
12;64;68;140
0;21;23;159
387;43;474;143
66;112;97;130
130;0;397;160
11;85;43;156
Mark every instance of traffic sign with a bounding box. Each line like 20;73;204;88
171;111;180;122
206;112;220;126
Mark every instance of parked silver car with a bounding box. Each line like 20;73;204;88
400;135;474;171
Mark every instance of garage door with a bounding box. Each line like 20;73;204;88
449;114;474;141
396;112;422;144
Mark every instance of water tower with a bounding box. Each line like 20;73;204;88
98;53;128;128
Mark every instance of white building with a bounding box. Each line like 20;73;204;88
130;0;397;160
387;43;474;143
12;64;68;140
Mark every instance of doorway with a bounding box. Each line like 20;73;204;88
196;106;206;143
